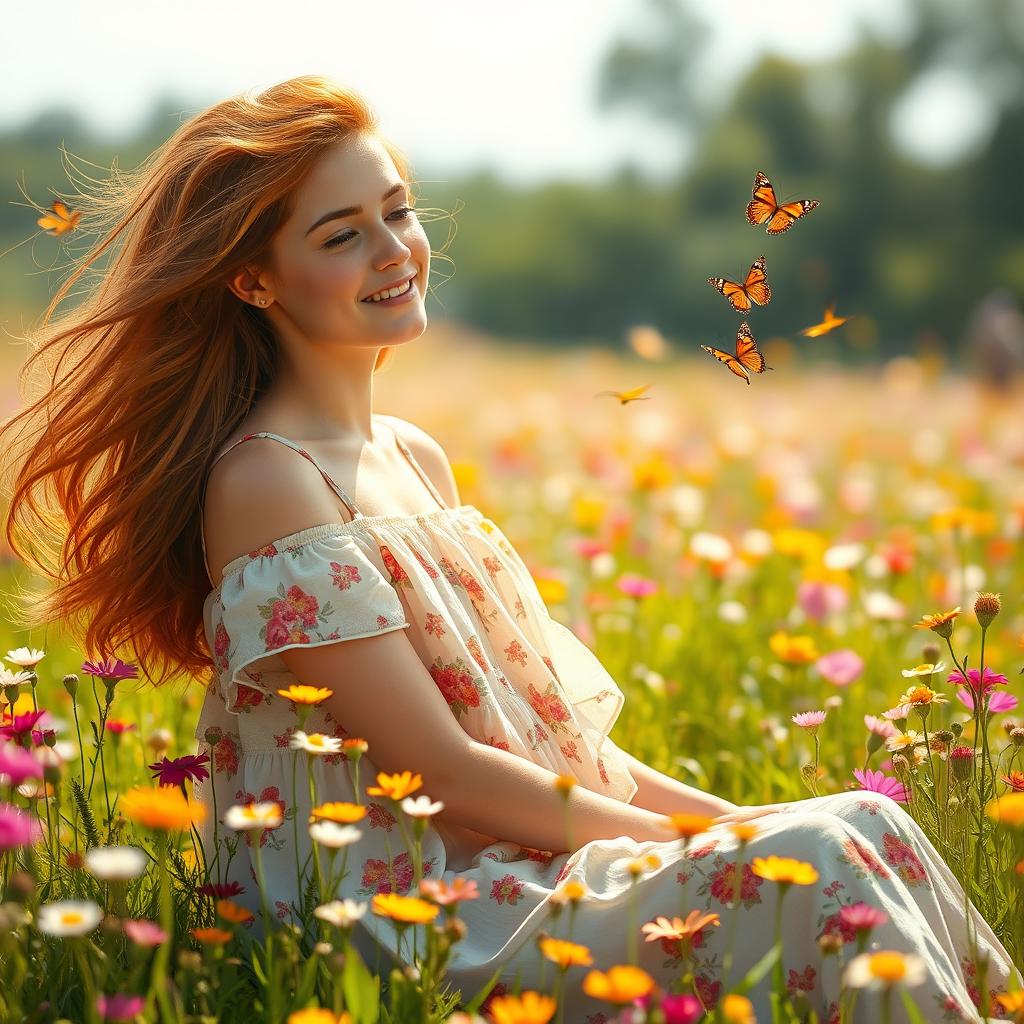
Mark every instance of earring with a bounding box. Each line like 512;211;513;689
256;297;269;306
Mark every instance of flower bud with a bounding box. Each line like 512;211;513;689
4;871;35;903
313;941;333;956
203;726;223;746
950;721;963;738
891;753;911;775
950;745;975;782
445;917;468;943
148;728;173;754
947;796;961;813
1009;728;1024;748
932;729;954;745
62;673;79;699
921;643;940;663
824;695;843;711
974;592;1001;629
3;683;20;705
818;933;844;956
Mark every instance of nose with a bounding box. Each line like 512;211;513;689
373;222;413;270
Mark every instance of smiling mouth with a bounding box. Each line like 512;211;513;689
361;273;417;303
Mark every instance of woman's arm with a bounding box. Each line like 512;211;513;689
609;740;740;817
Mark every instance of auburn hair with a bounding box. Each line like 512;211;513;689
0;74;453;693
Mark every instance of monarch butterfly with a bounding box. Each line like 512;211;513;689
745;171;819;234
708;255;772;313
36;199;81;237
594;384;652;405
700;323;772;386
799;301;850;338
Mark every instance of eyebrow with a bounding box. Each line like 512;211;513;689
305;182;408;237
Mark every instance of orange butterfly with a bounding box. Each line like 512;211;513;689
745;171;819;234
708;255;771;313
594;384;652;405
799;301;850;338
37;199;81;237
701;323;772;386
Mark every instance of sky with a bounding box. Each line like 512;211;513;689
2;0;989;183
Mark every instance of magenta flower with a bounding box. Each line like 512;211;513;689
838;902;890;934
149;752;210;787
80;657;138;681
122;919;168;946
616;573;658;598
197;880;246;899
852;769;909;803
97;993;146;1021
632;991;704;1024
816;649;865;687
956;688;1018;714
797;580;848;621
0;710;47;744
0;803;44;849
947;667;1008;694
792;710;827;731
0;743;43;786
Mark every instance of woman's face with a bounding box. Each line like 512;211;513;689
259;133;430;352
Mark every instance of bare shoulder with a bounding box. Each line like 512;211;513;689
377;414;461;507
202;437;350;587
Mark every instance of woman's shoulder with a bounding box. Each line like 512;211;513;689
376;414;461;507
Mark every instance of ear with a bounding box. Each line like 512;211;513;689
226;264;273;308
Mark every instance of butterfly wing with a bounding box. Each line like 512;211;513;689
766;199;819;235
701;344;751;384
37;199;80;236
733;323;768;373
745;171;779;228
708;275;753;313
799;321;829;338
741;255;771;307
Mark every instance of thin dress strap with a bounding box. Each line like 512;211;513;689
386;421;451;512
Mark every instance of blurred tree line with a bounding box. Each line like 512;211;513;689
0;0;1020;362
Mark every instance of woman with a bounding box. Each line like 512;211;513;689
3;76;1018;1022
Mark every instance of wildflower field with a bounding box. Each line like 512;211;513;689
1;329;1023;1023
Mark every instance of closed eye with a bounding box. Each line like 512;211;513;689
323;206;416;249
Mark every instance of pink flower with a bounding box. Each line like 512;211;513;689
792;710;827;731
0;710;47;744
632;992;704;1024
797;581;848;621
104;720;136;735
149;753;210;787
947;667;1008;694
864;715;898;739
852;769;909;803
0;803;44;849
80;657;138;681
97;993;145;1021
122;919;168;946
816;649;864;687
0;743;43;786
955;688;1018;714
838;902;890;934
571;537;609;558
616;573;658;598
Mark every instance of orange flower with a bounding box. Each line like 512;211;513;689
488;991;557;1024
582;964;656;1004
120;786;206;831
987;793;1024;828
995;991;1024;1019
729;823;759;842
912;607;960;638
277;684;333;705
550;880;587;905
216;900;254;924
371;892;439;925
1000;772;1024;793
666;813;715;839
287;1011;352;1024
769;631;820;665
751;856;819;886
641;909;720;945
309;801;368;824
191;926;233;944
366;771;422;801
721;994;757;1024
554;774;578;795
539;935;593;968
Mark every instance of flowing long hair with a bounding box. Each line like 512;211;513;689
0;75;453;691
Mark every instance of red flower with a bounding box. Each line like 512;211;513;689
149;753;210;787
197;880;246;898
708;860;763;906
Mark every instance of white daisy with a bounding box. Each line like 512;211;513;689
843;950;927;990
400;795;445;818
224;802;282;831
37;900;103;937
289;731;344;755
901;662;946;678
84;845;149;881
308;821;362;848
4;647;45;668
0;667;34;687
314;899;367;928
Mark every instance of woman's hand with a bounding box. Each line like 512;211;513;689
711;801;799;825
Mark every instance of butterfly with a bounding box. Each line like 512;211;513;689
745;171;819;234
594;384;652;405
37;199;81;237
708;255;772;313
799;301;850;338
700;323;773;386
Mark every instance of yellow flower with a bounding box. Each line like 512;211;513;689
666;812;714;839
549;880;587;905
309;801;368;825
912;607;960;638
729;823;759;843
277;684;333;705
721;994;757;1024
539;935;593;968
930;508;997;536
571;495;606;530
287;1011;352;1024
582;964;656;1004
897;685;948;708
554;774;578;796
632;455;673;491
995;991;1024;1018
987;793;1024;828
216;900;254;924
626;853;661;877
191;926;233;945
771;528;825;561
488;990;557;1024
769;631;820;665
533;574;569;606
371;892;439;925
366;771;422;801
751;856;819;886
120;786;206;831
451;461;479;493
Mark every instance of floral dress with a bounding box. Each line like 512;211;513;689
192;429;1020;1024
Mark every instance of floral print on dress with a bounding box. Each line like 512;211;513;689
329;561;362;590
429;655;485;718
233;785;292;850
882;831;930;888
